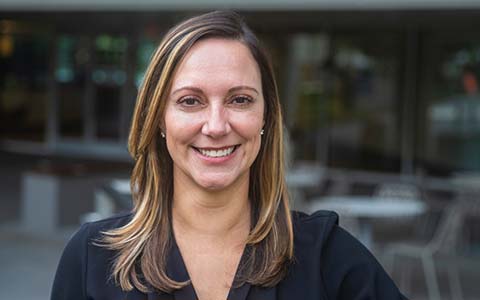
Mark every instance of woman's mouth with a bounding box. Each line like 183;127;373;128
192;145;239;158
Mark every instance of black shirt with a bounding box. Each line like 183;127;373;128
51;210;408;300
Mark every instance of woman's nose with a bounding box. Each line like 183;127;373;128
201;105;231;137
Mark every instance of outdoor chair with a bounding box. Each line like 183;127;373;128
373;182;431;240
374;182;421;200
383;200;465;300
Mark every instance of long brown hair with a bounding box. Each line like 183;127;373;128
99;10;293;293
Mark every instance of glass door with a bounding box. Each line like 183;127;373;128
55;34;89;139
91;34;128;141
287;32;402;172
0;20;50;142
418;33;480;173
54;33;130;143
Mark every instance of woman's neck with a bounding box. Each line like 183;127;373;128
172;174;251;239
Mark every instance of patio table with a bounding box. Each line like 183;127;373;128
308;196;427;249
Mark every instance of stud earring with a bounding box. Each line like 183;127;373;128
260;129;264;136
161;132;166;138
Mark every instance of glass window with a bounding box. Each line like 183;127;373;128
56;35;89;138
135;37;156;89
0;20;50;141
116;35;157;140
92;34;128;140
419;35;480;173
288;32;402;171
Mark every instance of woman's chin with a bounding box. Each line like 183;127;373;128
193;173;245;191
196;178;232;191
188;169;249;192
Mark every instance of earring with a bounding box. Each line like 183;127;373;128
161;132;166;138
260;129;264;136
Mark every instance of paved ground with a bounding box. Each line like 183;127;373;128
0;152;128;300
0;224;73;300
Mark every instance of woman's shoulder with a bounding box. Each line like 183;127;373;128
291;209;339;225
290;209;372;262
77;212;133;239
57;212;133;265
291;210;339;245
288;210;407;299
51;212;133;300
290;209;377;283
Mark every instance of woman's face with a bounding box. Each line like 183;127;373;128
164;38;264;191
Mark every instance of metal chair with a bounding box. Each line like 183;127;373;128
373;182;432;241
383;201;465;300
374;182;421;200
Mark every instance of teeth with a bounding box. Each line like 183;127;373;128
198;146;235;158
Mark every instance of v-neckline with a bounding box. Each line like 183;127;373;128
165;235;252;300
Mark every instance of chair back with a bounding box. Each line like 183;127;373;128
428;201;465;254
374;182;421;201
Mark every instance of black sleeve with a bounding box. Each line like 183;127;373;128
51;223;90;300
321;225;408;300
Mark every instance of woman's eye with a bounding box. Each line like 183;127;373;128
179;97;200;106
231;96;253;105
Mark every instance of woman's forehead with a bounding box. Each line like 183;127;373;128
170;38;262;91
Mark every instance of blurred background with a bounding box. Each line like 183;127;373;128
1;0;480;299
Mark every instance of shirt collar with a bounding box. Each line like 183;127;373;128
165;236;255;300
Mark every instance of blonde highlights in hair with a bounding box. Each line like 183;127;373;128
99;11;294;293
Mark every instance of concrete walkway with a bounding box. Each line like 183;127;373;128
0;223;74;300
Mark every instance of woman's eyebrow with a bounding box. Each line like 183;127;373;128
171;86;203;96
228;86;259;95
171;85;259;96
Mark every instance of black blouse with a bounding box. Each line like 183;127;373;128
51;210;408;300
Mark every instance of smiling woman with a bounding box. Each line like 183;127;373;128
51;11;408;300
165;38;264;191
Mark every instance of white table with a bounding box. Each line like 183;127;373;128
286;165;324;189
308;196;427;249
286;164;325;210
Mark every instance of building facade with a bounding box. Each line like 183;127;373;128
2;1;480;176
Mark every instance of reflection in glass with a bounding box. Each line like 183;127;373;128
135;37;156;88
95;86;120;139
92;34;127;140
92;35;127;87
421;38;480;172
56;35;89;138
0;23;49;141
289;33;401;171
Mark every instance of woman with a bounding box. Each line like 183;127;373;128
51;11;407;300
